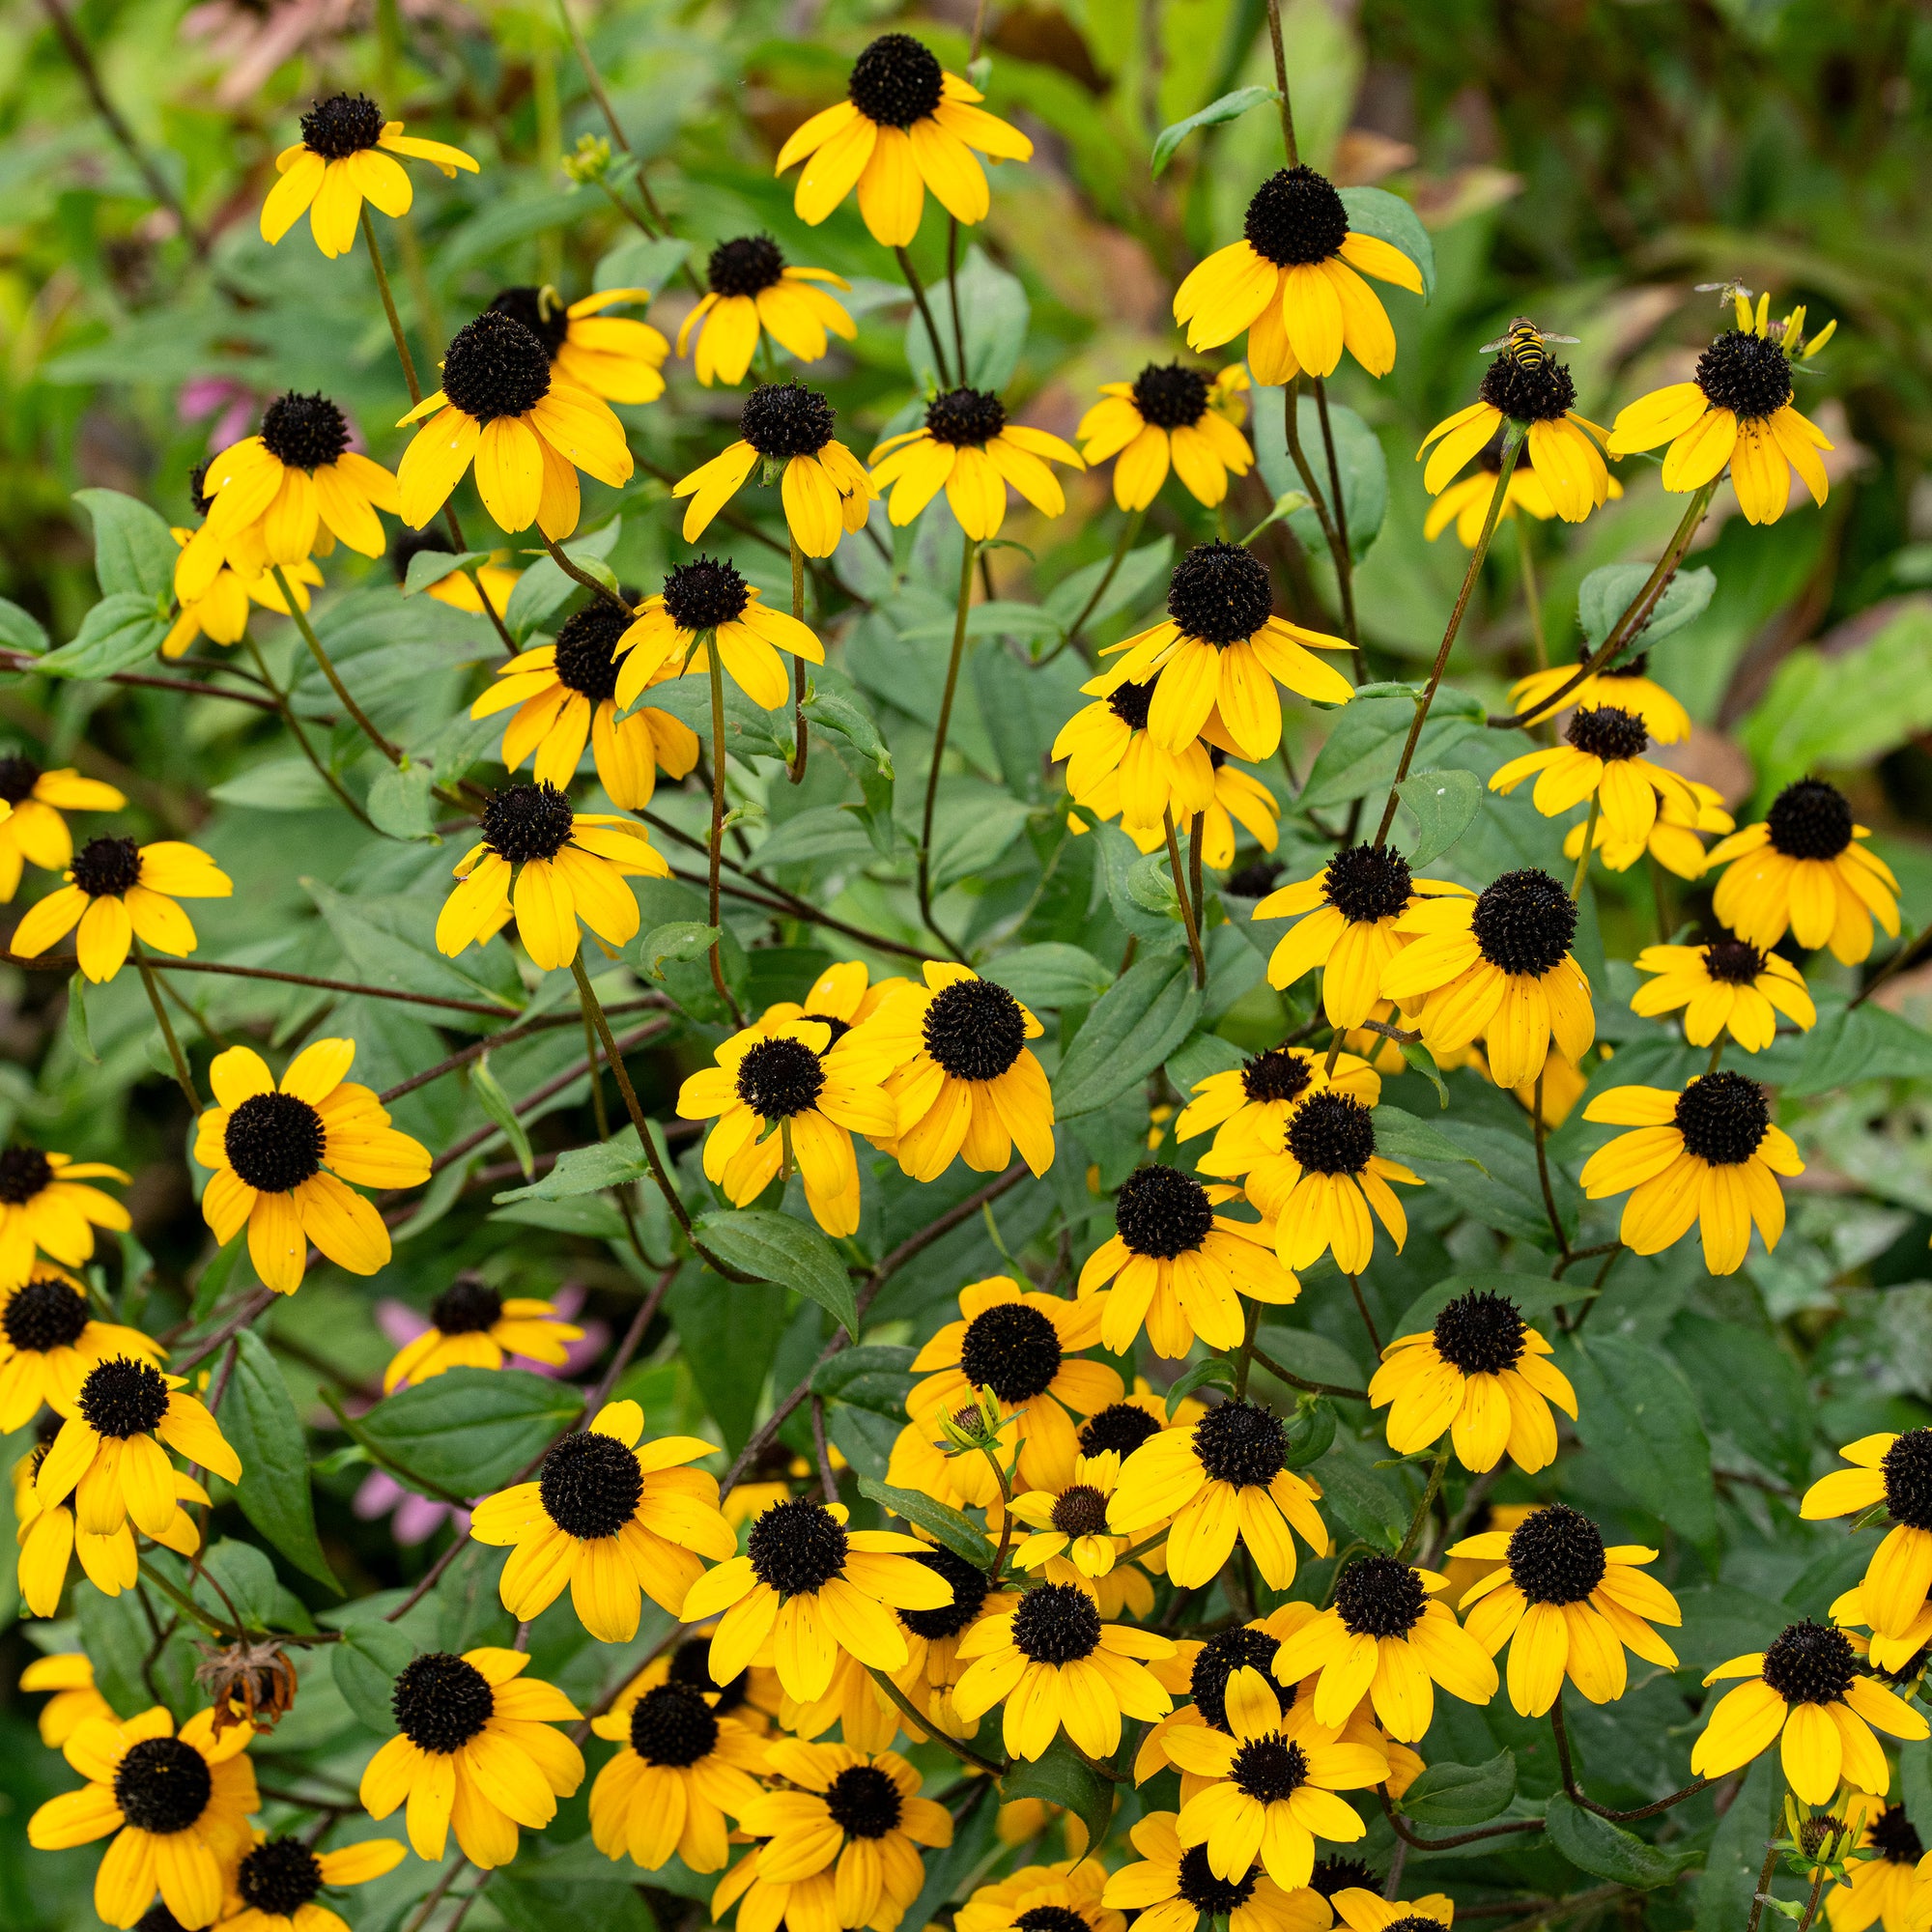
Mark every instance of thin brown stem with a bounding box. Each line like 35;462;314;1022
1187;811;1206;942
1745;1839;1783;1932
705;642;744;1025
917;539;977;961
134;948;198;1109
811;1394;838;1502
1281;379;1355;648
1533;1068;1570;1259
895;247;954;388
1246;1344;1368;1403
1549;1691;1711;1821
1262;0;1299;163
1165;808;1207;987
243;635;377;829
271;566;403;766
1515;514;1548;670
541;532;624;609
1348;1273;1382;1353
361;210;421;406
1311;377;1356;644
867;1666;1006;1774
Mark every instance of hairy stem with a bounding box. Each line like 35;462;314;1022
918;538;978;961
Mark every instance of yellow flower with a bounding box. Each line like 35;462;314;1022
1802;1431;1932;1662
1092;542;1352;762
1562;773;1733;880
781;1645;906;1754
858;964;1058;1184
954;1579;1176;1760
260;91;477;256
193;1040;431;1294
391;530;520;615
1102;1810;1326;1932
680;237;856;386
676;1010;898;1238
1271;1556;1498;1742
1607;295;1836;525
1420;344;1613;524
1192;754;1282;870
1632;936;1815;1051
1425;429;1623;544
711;1843;838;1932
681;1496;952;1703
869;389;1083;542
1579;1071;1804;1274
587;1679;768;1873
398;308;634;539
1826;1804;1930;1932
1379;869;1593;1091
20;1651;113;1747
1174;1044;1378;1171
194;394;400;576
1328;1889;1457;1932
165;524;319;660
28;1705;258;1929
0;1261;163;1430
775;34;1032;247
1369;1291;1576;1474
1008;1449;1155;1610
1053;678;1218;847
1175;167;1423;382
436;781;668;971
1077;1163;1298;1359
960;1857;1124;1932
615;1631;783;1732
615;556;825;713
1451;1503;1681;1715
488;283;668;405
0;754;123;899
1491;705;1701;861
882;1548;1016;1741
1078;364;1253;510
1705;778;1899;964
381;1276;582;1391
11;835;232;983
359;1649;582;1867
0;1147;129;1289
1111;1398;1328;1590
215;1834;407;1932
1691;1621;1924;1803
1440;1502;1535;1605
1508;651;1690;744
675;382;874;556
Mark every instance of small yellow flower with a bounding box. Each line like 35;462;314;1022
381;1276;582;1391
215;1834;407;1932
12;835;231;984
0;1261;163;1430
1491;704;1701;862
1078;365;1253;511
487;283;668;405
679;237;856;386
0;1145;129;1289
1631;936;1815;1051
869;388;1083;543
0;753;123;899
615;557;825;714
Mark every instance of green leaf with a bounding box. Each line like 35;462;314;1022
0;596;48;653
472;1054;534;1179
306;880;523;1013
1300;695;1481;810
593;232;691;296
1400;1039;1448;1107
401;548;491;596
75;487;179;599
1165;1357;1236;1415
494;1879;652;1932
495;1127;649;1203
1311;1451;1406;1551
907;243;1028;392
981;943;1115;1010
857;1477;996;1567
1337;186;1437;301
1251;392;1388;562
1396;768;1482;867
1545;1793;1698;1887
639;922;723;980
502;518;623;639
330;1616;417;1733
1787;999;1932;1094
366;759;439;841
356;1368;582;1496
666;1262;788;1456
812;1346;917;1418
1577;562;1716;653
65;974;99;1065
1900;1739;1932;1838
189;1235;244;1320
217;1331;341;1591
38;594;169;680
1150;85;1280;175
692;1208;860;1336
806;693;894;777
1374;1105;1486;1170
1000;1734;1115;1857
1043;538;1174;632
1401;1748;1517;1826
1695;1756;1778;1932
1055;953;1203;1117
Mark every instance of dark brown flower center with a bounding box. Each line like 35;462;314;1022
224;1092;326;1192
1323;843;1413;923
1566;705;1648;761
1704;938;1765;985
71;836;142;898
898;1546;992;1640
1471;868;1576;977
1191;1624;1281;1731
1078;1403;1162;1460
1760;1621;1856;1707
488;286;571;358
742;383;836;459
924;387;1008;447
735;1037;827;1121
114;1737;212;1834
1334;1555;1426;1638
3;1273;91;1352
923;977;1027;1082
1478;355;1577;423
480;781;575;864
238;1839;324;1916
1766;778;1853;860
1166;540;1271;645
708;236;786;298
629;1683;720;1766
78;1355;170;1438
1432;1291;1526;1375
300;92;384;158
1131;362;1210;430
1506;1503;1607;1605
747;1496;847;1596
1192;1399;1286;1489
1050;1484;1111;1536
442;310;553;423
1672;1070;1770;1166
825;1763;904;1837
1010;1581;1101;1663
847;33;945;128
1242;166;1349;268
539;1429;644;1540
662;557;752;632
392;1652;495;1752
959;1301;1062;1404
1114;1163;1214;1260
1287;1090;1376;1177
1695;330;1794;421
0;1147;53;1205
260;391;351;470
1882;1430;1932;1533
430;1275;502;1335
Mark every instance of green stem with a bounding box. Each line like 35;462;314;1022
1515;512;1547;671
1571;791;1600;899
1262;0;1299;163
866;1666;1006;1775
1396;1443;1449;1564
1311;376;1356;645
361;207;421;406
1165;808;1207;988
918;539;977;961
243;635;376;830
134;946;198;1108
270;566;403;767
787;535;809;784
1281;377;1356;651
705;642;745;1027
1649;852;1673;944
1053;507;1144;665
1532;1067;1569;1260
541;532;624;609
895;246;954;388
1232;1298;1261;1398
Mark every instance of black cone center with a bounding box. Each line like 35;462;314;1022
1242;166;1349;268
922;977;1027;1082
114;1737;212;1834
1334;1555;1426;1637
1766;779;1853;860
0;1148;52;1205
1106;678;1155;731
1287;1090;1376;1177
539;1429;644;1540
1010;1581;1102;1663
1232;1735;1307;1803
261;392;351;470
1193;1399;1287;1489
1695;330;1794;420
1242;1048;1314;1107
1166;541;1272;645
1051;1484;1111;1536
1478;356;1577;423
958;1301;1062;1404
1178;1846;1258;1915
1566;705;1648;761
71;836;142;898
481;781;575;864
662;557;752;632
924;388;1008;448
1323;843;1413;923
1078;1404;1162;1460
708;236;786;298
1673;1069;1770;1166
899;1547;992;1640
1191;1624;1280;1732
1432;1291;1526;1375
1114;1163;1214;1260
1760;1621;1856;1706
0;754;41;805
238;1840;324;1916
747;1496;848;1596
224;1092;327;1193
392;1652;495;1752
1704;938;1765;984
79;1356;170;1439
742;383;836;460
847;34;946;128
3;1273;91;1352
488;286;570;358
1131;363;1209;430
1507;1502;1607;1605
431;1276;502;1335
735;1037;827;1121
1883;1430;1932;1532
629;1683;720;1766
1471;868;1576;977
300;93;384;158
442;310;554;423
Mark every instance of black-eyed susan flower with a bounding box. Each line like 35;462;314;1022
1441;1501;1536;1605
12;836;231;984
674;383;873;556
193;1040;432;1294
675;1010;898;1237
1826;1804;1929;1932
1094;542;1352;763
0;754;123;900
217;1834;406;1932
1111;1398;1328;1590
20;1652;113;1747
359;1649;582;1867
1420;342;1612;525
1174;1043;1379;1170
1252;846;1463;1031
617;1632;783;1734
196;393;399;575
28;1705;257;1929
1509;651;1690;745
869;388;1083;542
1491;706;1701;862
586;1680;768;1873
1164;1666;1385;1889
960;1857;1123;1932
1202;1091;1420;1276
1102;1810;1321;1932
779;1646;905;1755
381;1275;582;1391
742;1741;952;1927
1706;778;1899;965
1054;676;1217;847
398;309;634;540
390;529;520;616
1368;1292;1577;1475
1271;1555;1498;1742
436;781;668;970
469;1399;735;1642
1633;936;1815;1052
953;1579;1176;1760
711;1843;838;1932
880;1552;1014;1746
1175;167;1422;382
680;237;856;386
1564;773;1733;880
1607;301;1836;526
681;1495;952;1702
775;34;1032;246
1078;364;1254;511
0;1147;128;1291
1803;1431;1932;1657
1579;1070;1804;1275
1424;429;1622;546
1451;1503;1681;1716
260;92;476;257
1380;868;1594;1091
859;965;1057;1184
888;1277;1118;1506
615;556;825;715
165;526;319;660
1192;752;1281;870
1324;1887;1455;1932
773;957;909;1036
1691;1621;1926;1804
1008;1451;1156;1618
488;283;668;406
0;1262;163;1431
1077;1162;1298;1360
471;601;699;809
